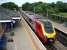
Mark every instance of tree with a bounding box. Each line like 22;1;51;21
63;3;67;12
34;4;43;13
56;1;64;12
1;2;19;10
22;2;33;11
22;1;67;14
50;2;56;7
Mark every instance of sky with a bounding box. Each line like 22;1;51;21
0;0;67;6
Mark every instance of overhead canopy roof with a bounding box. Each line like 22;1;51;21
0;20;12;22
0;6;21;22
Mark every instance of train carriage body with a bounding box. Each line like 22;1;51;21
35;20;56;43
24;11;56;44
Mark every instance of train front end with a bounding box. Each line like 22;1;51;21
35;20;56;44
41;21;56;43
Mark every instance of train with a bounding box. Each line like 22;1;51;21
23;11;56;44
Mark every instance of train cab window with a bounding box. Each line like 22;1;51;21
44;22;53;33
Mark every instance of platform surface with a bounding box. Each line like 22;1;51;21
50;20;67;34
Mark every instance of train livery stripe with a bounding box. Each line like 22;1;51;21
39;21;46;36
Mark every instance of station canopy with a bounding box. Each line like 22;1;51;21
0;6;21;22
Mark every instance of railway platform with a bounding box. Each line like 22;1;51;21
49;20;67;34
6;16;46;50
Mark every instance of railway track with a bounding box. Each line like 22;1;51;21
42;29;67;50
44;40;67;50
40;28;67;50
55;29;67;47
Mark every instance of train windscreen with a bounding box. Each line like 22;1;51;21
44;22;53;33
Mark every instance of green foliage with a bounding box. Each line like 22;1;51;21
34;3;47;14
58;13;67;17
1;2;19;10
22;1;67;16
22;2;60;15
56;1;67;12
22;1;67;23
22;2;33;11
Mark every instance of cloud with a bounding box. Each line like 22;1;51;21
28;0;47;3
47;0;64;3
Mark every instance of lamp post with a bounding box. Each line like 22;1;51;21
45;4;48;19
46;9;48;18
34;7;35;16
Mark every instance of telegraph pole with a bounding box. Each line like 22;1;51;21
34;7;35;16
46;9;48;19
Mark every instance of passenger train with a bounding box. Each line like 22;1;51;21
23;11;56;44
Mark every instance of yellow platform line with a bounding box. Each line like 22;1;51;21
24;27;37;50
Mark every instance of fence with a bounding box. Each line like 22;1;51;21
48;14;67;26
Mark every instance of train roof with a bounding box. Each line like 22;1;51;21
25;11;51;23
39;19;50;22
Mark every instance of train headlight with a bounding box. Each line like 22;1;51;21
49;39;53;42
